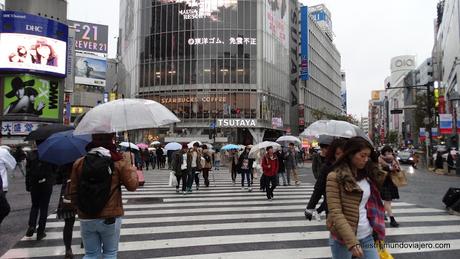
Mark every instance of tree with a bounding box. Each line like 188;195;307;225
386;130;399;146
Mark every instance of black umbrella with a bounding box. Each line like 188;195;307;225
25;124;74;142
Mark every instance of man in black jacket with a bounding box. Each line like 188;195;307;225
25;147;57;240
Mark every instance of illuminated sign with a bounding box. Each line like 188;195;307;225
188;37;256;46
161;96;227;104
1;121;39;136
0;10;68;77
2;74;61;120
217;119;257;128
74;53;107;86
68;20;108;54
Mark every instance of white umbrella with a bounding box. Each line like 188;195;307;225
276;136;301;145
150;141;161;146
300;120;372;144
249;141;281;158
187;140;202;148
74;98;180;135
119;142;139;150
165;142;182;151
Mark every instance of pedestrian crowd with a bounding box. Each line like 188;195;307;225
0;134;409;259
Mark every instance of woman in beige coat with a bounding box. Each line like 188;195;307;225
326;137;386;259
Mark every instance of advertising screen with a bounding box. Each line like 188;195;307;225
2;74;61;120
68;20;108;54
0;10;68;77
75;53;107;86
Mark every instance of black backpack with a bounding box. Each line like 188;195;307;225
26;151;54;191
77;153;115;216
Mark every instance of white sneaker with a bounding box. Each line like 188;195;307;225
313;211;321;221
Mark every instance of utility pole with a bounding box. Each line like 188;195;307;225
387;82;434;166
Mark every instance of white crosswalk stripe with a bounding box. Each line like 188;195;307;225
3;170;460;259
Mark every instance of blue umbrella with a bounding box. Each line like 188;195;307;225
221;144;240;151
38;130;91;165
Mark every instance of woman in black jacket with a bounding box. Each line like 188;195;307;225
305;138;347;221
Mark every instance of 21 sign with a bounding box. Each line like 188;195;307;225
69;20;109;54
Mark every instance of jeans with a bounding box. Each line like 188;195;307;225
278;171;287;185
0;192;10;225
265;175;277;198
287;168;300;183
241;170;251;187
186;168;196;190
329;234;379;259
28;184;53;233
231;167;237;182
202;168;210;187
80;217;122;259
176;170;188;191
214;160;220;170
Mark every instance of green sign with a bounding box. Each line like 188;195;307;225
3;75;60;120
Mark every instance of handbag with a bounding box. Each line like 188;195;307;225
137;170;145;186
169;171;178;187
375;241;394;259
390;170;407;187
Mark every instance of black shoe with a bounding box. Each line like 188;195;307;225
25;226;35;237
36;231;46;241
390;220;399;227
65;249;74;259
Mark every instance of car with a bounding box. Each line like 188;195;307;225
397;151;415;166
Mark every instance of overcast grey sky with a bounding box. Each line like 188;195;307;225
67;0;439;117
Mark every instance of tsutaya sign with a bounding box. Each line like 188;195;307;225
217;119;257;128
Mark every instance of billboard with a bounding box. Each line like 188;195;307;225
300;6;309;81
75;53;106;86
68;20;108;54
0;10;68;77
2;74;61;120
266;0;289;48
371;90;382;100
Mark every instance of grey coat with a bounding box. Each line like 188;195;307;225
285;149;297;170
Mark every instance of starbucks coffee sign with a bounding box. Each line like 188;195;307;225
217;119;257;128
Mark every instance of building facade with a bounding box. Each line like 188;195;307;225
386;55;416;143
300;4;342;127
368;90;386;145
434;0;460;142
119;0;298;144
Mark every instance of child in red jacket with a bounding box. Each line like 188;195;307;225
262;146;279;200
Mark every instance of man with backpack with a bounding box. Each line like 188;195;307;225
70;133;138;258
25;144;58;240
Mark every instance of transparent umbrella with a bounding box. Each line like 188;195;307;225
300;120;372;144
74;98;180;135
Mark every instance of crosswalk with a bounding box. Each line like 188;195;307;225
2;169;460;258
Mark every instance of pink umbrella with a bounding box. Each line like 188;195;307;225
137;143;149;149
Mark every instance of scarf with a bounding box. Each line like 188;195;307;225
86;141;123;161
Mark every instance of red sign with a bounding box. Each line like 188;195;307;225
438;96;446;114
